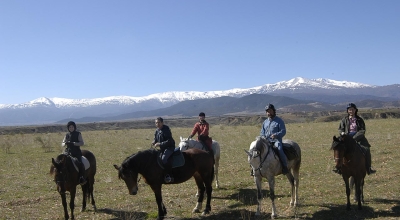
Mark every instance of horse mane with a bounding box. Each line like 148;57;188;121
331;135;357;153
254;136;268;154
119;149;158;179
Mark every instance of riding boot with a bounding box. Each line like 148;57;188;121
164;162;174;183
277;150;289;175
79;163;87;185
365;148;376;175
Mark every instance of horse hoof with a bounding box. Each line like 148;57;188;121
201;210;210;216
192;208;201;213
271;214;277;219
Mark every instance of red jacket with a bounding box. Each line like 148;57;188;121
190;120;209;137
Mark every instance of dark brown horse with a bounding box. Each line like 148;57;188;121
50;150;97;220
113;148;214;220
331;134;366;210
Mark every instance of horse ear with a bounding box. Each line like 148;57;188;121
113;164;120;170
51;158;57;166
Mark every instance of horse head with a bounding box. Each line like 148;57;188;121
51;154;68;193
245;136;269;162
179;136;190;151
113;154;139;195
331;135;347;170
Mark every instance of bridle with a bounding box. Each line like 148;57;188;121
250;138;276;177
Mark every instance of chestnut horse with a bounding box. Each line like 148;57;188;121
113;148;214;220
50;150;97;220
331;134;366;210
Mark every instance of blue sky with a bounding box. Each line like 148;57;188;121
1;1;399;105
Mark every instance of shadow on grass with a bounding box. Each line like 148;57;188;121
97;208;147;220
306;198;400;220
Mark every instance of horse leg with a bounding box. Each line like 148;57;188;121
89;181;97;211
355;178;363;210
342;176;351;210
81;184;87;212
193;175;205;213
214;156;220;189
151;184;166;220
60;193;69;220
202;177;213;215
360;178;364;204
254;175;263;216
267;176;277;218
350;176;357;202
69;188;76;219
290;169;300;206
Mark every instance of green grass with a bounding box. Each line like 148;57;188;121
0;119;399;219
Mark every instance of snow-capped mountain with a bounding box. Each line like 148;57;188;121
0;77;399;126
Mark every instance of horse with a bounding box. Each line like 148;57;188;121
50;150;97;220
331;134;366;210
113;147;214;220
244;136;301;218
178;136;220;189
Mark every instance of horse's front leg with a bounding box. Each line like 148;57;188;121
267;176;277;219
151;185;166;220
354;178;363;210
342;176;351;211
60;193;69;220
69;188;76;219
193;176;205;213
253;175;262;216
202;180;213;216
81;184;87;212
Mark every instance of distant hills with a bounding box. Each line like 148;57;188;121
1;77;399;126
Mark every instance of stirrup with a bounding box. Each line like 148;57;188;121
79;177;87;185
164;175;174;183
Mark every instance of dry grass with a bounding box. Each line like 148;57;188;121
0;119;399;219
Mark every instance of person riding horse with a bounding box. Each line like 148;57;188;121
251;104;289;176
62;121;87;185
188;112;213;152
152;117;176;183
335;103;376;175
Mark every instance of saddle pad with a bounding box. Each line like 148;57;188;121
283;144;298;160
158;148;185;169
71;156;90;172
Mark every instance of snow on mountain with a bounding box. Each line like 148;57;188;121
0;77;374;109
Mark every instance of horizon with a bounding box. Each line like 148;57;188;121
1;1;399;105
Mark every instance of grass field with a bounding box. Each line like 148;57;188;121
1;119;399;219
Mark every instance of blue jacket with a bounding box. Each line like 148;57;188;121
260;116;286;142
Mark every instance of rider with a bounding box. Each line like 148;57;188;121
336;103;376;175
62;121;87;185
152;117;176;183
260;104;289;175
188;112;212;152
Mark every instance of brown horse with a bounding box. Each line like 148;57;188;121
50;150;97;220
331;134;366;210
113;148;214;220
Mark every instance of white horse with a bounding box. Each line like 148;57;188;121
179;136;220;189
244;136;301;218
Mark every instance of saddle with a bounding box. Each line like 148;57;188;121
69;155;90;172
270;143;298;160
157;148;185;169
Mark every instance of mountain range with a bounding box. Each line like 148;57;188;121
1;77;399;126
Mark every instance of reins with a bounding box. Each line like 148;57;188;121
253;138;277;177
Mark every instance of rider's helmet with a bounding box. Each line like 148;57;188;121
199;112;205;117
67;121;77;131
